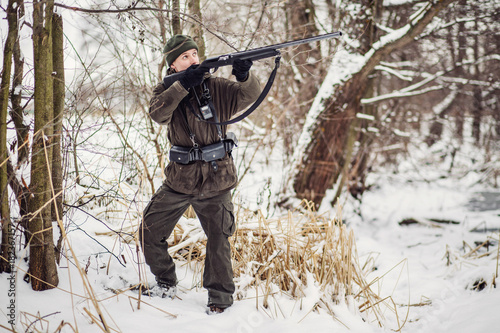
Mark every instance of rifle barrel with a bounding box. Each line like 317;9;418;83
236;31;342;56
163;31;343;88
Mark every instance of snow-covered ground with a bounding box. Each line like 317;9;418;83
345;174;500;333
1;1;498;331
1;129;499;332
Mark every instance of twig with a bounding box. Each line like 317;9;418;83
53;3;239;51
24;311;61;333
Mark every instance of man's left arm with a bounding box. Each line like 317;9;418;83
233;71;261;111
210;63;261;121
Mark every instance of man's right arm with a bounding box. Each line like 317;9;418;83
149;81;188;125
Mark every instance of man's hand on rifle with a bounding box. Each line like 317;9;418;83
163;32;342;90
179;64;209;90
232;59;253;82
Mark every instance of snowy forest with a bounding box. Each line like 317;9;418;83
1;0;499;332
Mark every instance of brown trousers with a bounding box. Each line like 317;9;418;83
139;184;235;307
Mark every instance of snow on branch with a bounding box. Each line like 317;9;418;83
293;0;458;161
364;2;431;57
419;14;496;40
363;53;500;104
362;69;444;104
356;113;376;121
295;49;366;151
361;84;443;104
432;90;458;115
363;0;457;70
379;61;415;68
384;0;421;6
424;73;495;88
374;65;414;81
375;23;395;34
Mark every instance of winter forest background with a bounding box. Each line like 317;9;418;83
1;0;499;332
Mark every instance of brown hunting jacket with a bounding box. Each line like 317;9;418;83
149;72;261;197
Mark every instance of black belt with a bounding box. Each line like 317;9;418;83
169;133;238;165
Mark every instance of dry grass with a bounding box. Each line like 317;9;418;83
14;191;407;332
166;200;397;328
17;196;498;332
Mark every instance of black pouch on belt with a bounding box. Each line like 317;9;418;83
200;141;226;162
169;145;193;164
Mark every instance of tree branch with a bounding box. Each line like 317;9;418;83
53;2;238;50
361;85;443;104
364;53;500;104
359;0;459;80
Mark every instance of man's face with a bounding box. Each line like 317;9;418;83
171;49;199;72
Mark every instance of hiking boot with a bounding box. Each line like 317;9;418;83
209;305;226;314
140;281;177;299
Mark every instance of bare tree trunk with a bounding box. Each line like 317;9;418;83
471;17;482;144
292;0;458;209
293;76;364;208
494;7;500;140
0;0;20;274
472;87;482;143
11;31;28;164
172;0;181;35
281;0;324;151
187;0;205;61
285;0;321;78
453;0;468;142
346;0;383;199
52;13;64;263
10;1;27;166
28;0;59;290
494;92;500;140
156;0;168;80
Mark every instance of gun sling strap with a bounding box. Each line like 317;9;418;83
203;54;281;126
163;54;282;126
168;54;281;168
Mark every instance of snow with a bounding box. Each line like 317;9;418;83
292;0;447;186
1;116;499;332
384;0;420;6
356;113;376;121
1;2;499;332
341;174;500;333
374;65;413;82
432;90;458;115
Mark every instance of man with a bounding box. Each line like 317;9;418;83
140;34;261;313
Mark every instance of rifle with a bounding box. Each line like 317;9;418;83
163;31;343;125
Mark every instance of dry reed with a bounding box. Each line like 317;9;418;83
15;192;402;331
164;200;391;327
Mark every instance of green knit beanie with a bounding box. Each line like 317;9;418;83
163;35;198;66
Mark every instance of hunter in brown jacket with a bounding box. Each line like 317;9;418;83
140;35;261;313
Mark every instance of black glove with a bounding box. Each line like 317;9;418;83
232;59;253;82
179;64;207;90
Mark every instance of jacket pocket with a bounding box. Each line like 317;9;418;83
204;159;238;194
165;162;200;194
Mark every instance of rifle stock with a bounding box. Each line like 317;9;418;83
163;31;342;88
